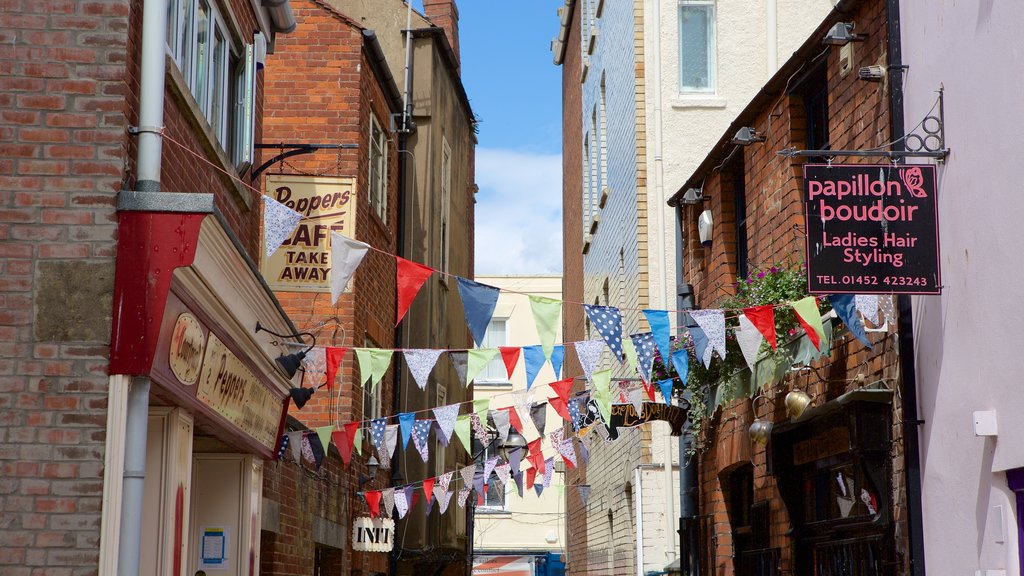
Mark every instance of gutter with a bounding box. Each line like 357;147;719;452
362;30;404;112
552;0;576;65
263;0;296;34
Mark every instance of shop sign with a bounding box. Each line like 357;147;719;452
803;164;941;294
352;517;395;552
606;402;688;440
261;175;357;293
196;333;282;451
168;312;205;386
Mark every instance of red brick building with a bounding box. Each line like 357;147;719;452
668;1;915;574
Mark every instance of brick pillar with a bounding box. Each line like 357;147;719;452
422;0;460;73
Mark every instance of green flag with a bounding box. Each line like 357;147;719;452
455;414;472;454
356;348;393;391
315;426;334;454
593;387;612;424
352;428;363;456
528;295;562;360
591;368;613;396
622;338;638;374
473;398;491;422
790;296;826;350
466;348;499;386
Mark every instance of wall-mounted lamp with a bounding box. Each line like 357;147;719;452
680;188;707;205
785;390;812;420
697;210;714;246
256;321;320;410
730;126;766;146
858;65;886;82
501;429;529;462
359;455;380;488
823;22;865;46
748;420;773;445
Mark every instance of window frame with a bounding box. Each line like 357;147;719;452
369;113;388;222
677;0;717;94
440;136;451;273
475;442;509;513
475;318;509;384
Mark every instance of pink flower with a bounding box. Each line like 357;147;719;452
788;328;798;336
757;271;765;279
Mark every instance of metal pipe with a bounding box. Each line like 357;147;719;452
117;377;151;576
401;0;414;132
886;1;927;574
263;0;296;34
635;467;644;576
767;0;778;73
134;0;169;192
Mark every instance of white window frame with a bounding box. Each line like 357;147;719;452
440;136;451;273
677;0;717;94
369;113;388;222
477;443;509;513
476;319;509;384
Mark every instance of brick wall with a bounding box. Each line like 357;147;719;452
681;2;910;574
261;2;399;573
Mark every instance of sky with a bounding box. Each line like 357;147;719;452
414;1;564;275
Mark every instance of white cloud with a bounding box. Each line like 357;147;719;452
474;148;563;275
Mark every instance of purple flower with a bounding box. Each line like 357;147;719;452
770;267;778;274
757;271;766;279
747;278;753;284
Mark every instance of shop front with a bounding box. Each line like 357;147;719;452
104;196;298;576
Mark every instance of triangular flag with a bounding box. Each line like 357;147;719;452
513;471;524;498
395;256;434;326
577;485;591;506
526;467;537;490
307;432;325;469
355;348;393;390
642;309;673;365
438;471;454;491
548;396;571;422
490;409;510;443
332;423;358;466
302;347;327;386
394;487;409;519
449;351;468;387
627;388;644;418
404;349;443;390
528;295;561;360
499;347;521;378
735;318;765;373
422;478;435;506
550;345;565;378
830;294;872;348
744;305;777;350
690;309;726;366
629;332;657;382
287;431;303;464
275;433;290;461
454;414;472;454
324;347;348;392
383;425;399;459
352;429;363;456
658;378;674;405
456;277;501;347
315;425;334;458
466;348;500;385
457;487;472;508
880;295;897;325
398;412;415;450
406;486;417;513
534;482;544;497
548;377;574;403
578;441;590;466
855;294;880;324
483;456;500;484
412;420;432;462
529;403;547;436
502;405;523;434
584;304;624;361
591;368;613;395
542;459;554;487
559;439;576;469
381;488;396;518
473;398;491;422
527;439;545;475
494;463;512;487
522;345;545;390
622;338;638;374
574;340;604;380
689;327;711;369
329;232;370;304
508;448;523;474
791;296;826;350
436;489;453;513
370;418;387;455
262;195;303;258
471;413;491;447
364;491;382;517
460;464;477;489
670;349;689;383
593;388;612;424
432;404;460;443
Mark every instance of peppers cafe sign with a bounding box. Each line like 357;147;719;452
803;164;941;295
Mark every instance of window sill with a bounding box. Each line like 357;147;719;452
474;380;512;388
476;509;511;516
670;95;727;110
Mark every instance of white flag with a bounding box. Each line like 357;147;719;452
330;232;370;304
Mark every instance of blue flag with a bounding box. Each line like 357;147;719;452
584;304;624;362
829;294;872;348
689;326;710;366
398;412;415;450
658;378;675;405
670;349;689;384
456;277;501;347
643;309;673;366
550;345;565;378
630;332;656;382
523;345;546;390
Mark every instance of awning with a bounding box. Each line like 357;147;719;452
472;555;536;576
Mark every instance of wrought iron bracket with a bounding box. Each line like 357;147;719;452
778;88;949;163
251;142;358;181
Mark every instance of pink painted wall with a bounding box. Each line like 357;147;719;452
901;1;1024;575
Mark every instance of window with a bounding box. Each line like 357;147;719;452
599;75;607;199
591;107;600;218
440;136;451;272
678;1;716;93
369;113;388;222
799;63;830;153
477;319;508;383
165;0;257;167
362;336;383;421
583;133;591;237
474;441;507;512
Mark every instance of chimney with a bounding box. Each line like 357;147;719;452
422;0;460;73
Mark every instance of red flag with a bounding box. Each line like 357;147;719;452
395;256;434;326
548;396;572;422
528;439;545;475
364;491;382;517
499;346;521;378
410;491;419;509
643;381;655;402
744;305;777;350
548;377;574;403
422;477;435;505
526;466;537;490
325;346;348;391
793;298;822;350
502;406;523;433
561;453;575;470
333;422;360;466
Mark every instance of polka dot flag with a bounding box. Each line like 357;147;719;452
629;332;656;382
584;304;625;362
411;419;432;463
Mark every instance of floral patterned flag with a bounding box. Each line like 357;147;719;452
855;294;880;324
437;471;454;491
383;424;399;460
471;413;491;448
435;488;453;514
690;309;726;367
879;295;897;325
577;485;591;506
542;459;555;487
394;487;409;519
381;488;396;518
494;463;511;487
432;404;460;444
303;347;327;386
449;351;469;387
460;464;477;489
574;340;605;381
483;455;500;484
558;438;577;469
404;349;443;390
457;487;472;508
262;195;302;258
584;304;625;362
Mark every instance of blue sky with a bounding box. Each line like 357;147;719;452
414;1;564;274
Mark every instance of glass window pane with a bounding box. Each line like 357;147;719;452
679;5;713;91
210;27;225;137
194;0;211;109
166;0;178;53
480;320;507;381
179;0;194;78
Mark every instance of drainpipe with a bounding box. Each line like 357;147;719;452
886;2;927;575
635;468;645;576
118;0;168;572
676;205;699;576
